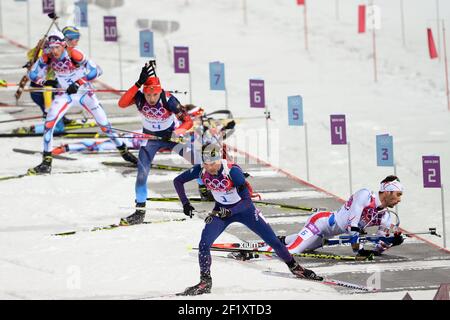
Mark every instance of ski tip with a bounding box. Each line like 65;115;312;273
53;231;76;236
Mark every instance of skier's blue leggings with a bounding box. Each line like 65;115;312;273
198;206;292;275
135;139;197;203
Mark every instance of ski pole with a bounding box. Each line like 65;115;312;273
109;126;188;143
20;87;189;94
21;88;127;93
0;115;43;124
0;80;19;87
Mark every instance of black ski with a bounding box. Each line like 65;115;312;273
262;270;378;293
12;148;77;160
191;246;370;261
102;161;188;171
134;293;181;300
53;218;187;236
147;196;324;212
0;131;108;138
0;169;99;182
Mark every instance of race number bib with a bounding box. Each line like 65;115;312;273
212;189;241;205
56;69;85;89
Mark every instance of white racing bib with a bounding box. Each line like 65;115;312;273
211;189;242;205
203;160;242;205
140;104;175;132
56;69;86;89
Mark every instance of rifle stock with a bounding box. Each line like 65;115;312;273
15;14;59;101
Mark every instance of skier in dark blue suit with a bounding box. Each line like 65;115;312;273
173;144;322;296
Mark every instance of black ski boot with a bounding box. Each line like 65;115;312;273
120;202;146;226
198;184;214;201
288;260;323;281
117;143;138;164
228;251;259;261
62;116;77;126
27;152;52;175
178;272;212;296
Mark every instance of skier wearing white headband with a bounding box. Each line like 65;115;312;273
232;175;405;260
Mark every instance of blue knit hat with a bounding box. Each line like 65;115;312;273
62;26;80;40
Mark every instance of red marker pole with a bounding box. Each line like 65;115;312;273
358;5;366;34
428;28;439;59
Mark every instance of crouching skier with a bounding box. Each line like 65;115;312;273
173;144;322;295
234;175;405;260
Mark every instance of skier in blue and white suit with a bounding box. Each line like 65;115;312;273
173;143;322;296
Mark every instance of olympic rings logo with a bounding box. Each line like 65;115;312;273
141;105;169;120
204;177;231;192
50;58;76;73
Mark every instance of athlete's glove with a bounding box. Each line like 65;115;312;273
136;62;154;87
217;207;232;219
392;232;404;246
222;120;236;131
183;203;195;219
22;61;32;69
66;82;79;95
42;79;59;87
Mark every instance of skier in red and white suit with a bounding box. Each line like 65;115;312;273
254;175;404;258
27;31;136;174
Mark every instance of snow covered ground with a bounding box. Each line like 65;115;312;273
0;0;449;299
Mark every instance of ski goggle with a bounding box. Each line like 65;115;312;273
202;149;222;164
47;36;66;47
